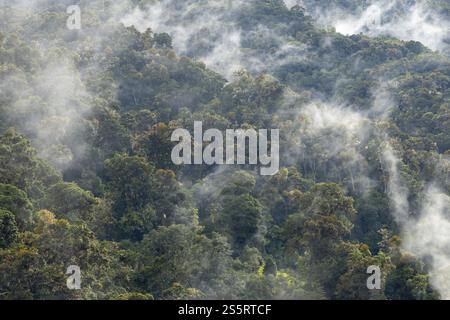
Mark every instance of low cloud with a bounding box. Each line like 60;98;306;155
300;0;450;53
121;0;307;79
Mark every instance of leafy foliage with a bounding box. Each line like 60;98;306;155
0;0;448;300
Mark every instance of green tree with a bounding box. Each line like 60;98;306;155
104;153;154;213
0;209;19;248
0;129;38;190
222;194;263;248
40;182;97;221
0;184;33;230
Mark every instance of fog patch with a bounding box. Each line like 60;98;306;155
300;0;450;53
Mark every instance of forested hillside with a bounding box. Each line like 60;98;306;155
0;0;449;300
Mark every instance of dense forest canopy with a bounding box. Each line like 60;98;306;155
0;0;449;300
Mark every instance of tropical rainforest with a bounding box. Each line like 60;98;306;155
0;0;449;300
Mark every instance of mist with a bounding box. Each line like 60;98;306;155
0;0;137;168
405;186;450;299
383;144;450;298
121;0;308;79
298;0;450;53
2;0;450;300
